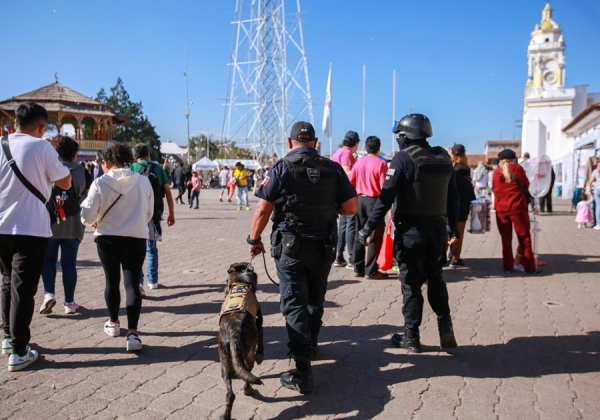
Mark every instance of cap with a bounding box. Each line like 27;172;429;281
290;121;316;142
498;149;517;160
344;130;360;145
451;143;465;155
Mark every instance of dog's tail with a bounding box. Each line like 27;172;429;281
231;335;263;385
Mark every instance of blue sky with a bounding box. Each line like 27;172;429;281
2;0;599;155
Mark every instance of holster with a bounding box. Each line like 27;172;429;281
281;232;300;257
270;230;282;258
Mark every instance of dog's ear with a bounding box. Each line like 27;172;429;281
227;264;237;274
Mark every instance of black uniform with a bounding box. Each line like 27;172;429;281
364;140;459;343
256;147;356;358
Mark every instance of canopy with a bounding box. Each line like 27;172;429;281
214;159;262;170
193;157;218;170
161;141;187;155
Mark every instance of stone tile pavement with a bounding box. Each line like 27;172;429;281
1;190;598;419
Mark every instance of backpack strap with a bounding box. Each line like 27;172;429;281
1;135;47;204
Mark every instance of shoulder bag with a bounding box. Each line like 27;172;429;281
93;194;123;243
510;172;533;206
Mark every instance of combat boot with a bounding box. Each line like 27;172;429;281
280;355;314;394
438;317;458;350
391;329;421;353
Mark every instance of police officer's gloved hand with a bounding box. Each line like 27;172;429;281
358;228;373;246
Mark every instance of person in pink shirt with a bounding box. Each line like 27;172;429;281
331;131;360;268
188;171;201;209
349;136;388;279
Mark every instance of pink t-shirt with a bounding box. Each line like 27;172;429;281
331;147;356;169
348;155;387;197
191;176;202;192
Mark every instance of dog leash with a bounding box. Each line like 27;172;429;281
250;251;279;287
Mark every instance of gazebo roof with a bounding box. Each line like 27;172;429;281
0;82;127;125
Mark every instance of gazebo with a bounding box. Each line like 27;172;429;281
0;81;127;158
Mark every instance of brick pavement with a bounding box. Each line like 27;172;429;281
0;190;598;419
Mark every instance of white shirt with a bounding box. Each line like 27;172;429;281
0;133;70;237
219;169;229;186
80;168;154;239
592;169;600;190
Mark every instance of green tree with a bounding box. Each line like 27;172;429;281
95;78;162;161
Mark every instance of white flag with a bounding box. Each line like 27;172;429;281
322;65;332;138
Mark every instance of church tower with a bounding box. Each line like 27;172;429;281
520;3;586;160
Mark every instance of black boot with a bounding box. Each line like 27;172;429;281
438;317;457;350
391;329;421;353
280;355;314;394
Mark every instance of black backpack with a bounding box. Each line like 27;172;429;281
139;162;164;220
51;166;85;220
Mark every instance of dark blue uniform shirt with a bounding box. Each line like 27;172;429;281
256;147;357;239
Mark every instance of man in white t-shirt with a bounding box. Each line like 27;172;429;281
218;166;230;202
0;102;71;371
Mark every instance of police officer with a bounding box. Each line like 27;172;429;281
358;114;460;353
248;121;357;394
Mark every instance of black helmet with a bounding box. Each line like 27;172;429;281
392;114;433;139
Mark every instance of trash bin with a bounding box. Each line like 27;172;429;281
555;185;562;197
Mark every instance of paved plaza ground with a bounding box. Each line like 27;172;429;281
0;189;598;419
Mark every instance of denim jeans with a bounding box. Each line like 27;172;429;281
237;186;249;207
336;214;356;263
41;238;80;303
594;189;600;226
140;240;158;286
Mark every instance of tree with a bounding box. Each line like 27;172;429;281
95;78;162;161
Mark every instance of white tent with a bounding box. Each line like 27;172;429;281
193;157;218;170
161;141;187;156
214;159;263;170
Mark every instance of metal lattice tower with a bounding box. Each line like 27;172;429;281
222;0;314;161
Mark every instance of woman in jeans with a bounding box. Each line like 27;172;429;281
81;143;153;351
40;136;87;315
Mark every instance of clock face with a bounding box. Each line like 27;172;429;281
544;71;557;84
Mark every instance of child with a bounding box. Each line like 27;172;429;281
575;191;593;228
188;171;201;209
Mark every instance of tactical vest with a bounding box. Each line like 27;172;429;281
399;144;453;217
220;283;260;318
272;153;339;229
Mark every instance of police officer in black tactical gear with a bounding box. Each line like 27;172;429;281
248;121;357;394
358;113;460;353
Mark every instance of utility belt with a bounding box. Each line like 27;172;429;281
395;214;445;224
270;229;335;259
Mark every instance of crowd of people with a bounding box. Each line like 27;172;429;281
0;101;583;390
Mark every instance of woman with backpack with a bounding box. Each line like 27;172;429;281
81;143;154;352
39;136;88;315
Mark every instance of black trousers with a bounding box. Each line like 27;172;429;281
0;235;48;354
276;239;335;357
540;192;553;213
395;218;451;333
96;236;146;330
353;196;385;276
176;184;186;203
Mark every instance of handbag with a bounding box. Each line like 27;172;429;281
93;194;123;243
1;135;58;224
377;218;395;271
510;173;533;205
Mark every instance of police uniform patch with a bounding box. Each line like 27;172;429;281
386;169;396;176
262;175;270;187
307;168;320;184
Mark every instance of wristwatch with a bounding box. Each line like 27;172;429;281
247;235;262;245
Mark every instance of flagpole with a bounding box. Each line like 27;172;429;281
362;64;366;141
392;69;396;155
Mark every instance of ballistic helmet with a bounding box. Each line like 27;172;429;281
392;114;433;140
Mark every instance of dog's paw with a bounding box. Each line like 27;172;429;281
243;386;254;396
255;350;264;365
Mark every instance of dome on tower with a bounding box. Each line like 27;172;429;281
540;3;556;30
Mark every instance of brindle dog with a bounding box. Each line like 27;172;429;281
218;262;264;420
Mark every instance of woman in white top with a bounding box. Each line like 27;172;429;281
81;143;153;352
588;162;600;229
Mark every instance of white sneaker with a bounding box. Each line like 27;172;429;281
8;346;38;372
2;337;12;355
104;321;121;337
594;225;600;230
513;264;525;272
148;283;159;290
126;334;142;352
39;293;56;315
64;302;79;314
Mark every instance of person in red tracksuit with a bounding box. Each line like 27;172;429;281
492;149;541;275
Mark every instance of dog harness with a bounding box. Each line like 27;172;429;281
220;283;259;318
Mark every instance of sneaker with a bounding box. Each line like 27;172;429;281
139;285;146;298
345;263;355;270
513;264;525;272
227;199;232;203
333;259;347;268
2;337;12;355
39;293;56;315
219;198;223;202
594;225;600;230
366;272;388;280
237;207;242;211
104;321;121;337
449;259;465;267
64;302;79;314
8;346;38;372
148;283;159;290
246;206;251;211
126;334;142;352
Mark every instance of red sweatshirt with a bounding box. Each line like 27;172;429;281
492;163;530;215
